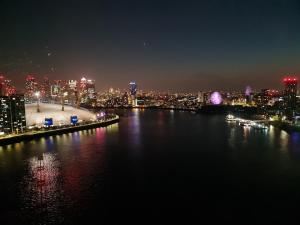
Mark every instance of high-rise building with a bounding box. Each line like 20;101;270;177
197;92;205;103
25;75;37;101
4;79;17;96
0;96;12;134
129;81;137;106
0;75;5;95
10;95;26;133
122;92;129;106
79;77;96;104
42;76;51;101
51;84;61;98
0;95;26;134
68;80;78;105
79;77;88;103
86;79;96;101
0;75;17;96
51;80;63;100
68;80;78;91
283;77;298;112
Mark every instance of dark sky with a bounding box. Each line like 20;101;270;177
1;0;300;92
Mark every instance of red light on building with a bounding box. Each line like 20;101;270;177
26;74;35;81
283;76;298;84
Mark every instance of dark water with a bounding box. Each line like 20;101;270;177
1;109;300;224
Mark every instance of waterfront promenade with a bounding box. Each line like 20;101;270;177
0;115;119;146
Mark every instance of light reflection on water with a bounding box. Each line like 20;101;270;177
129;109;141;149
279;130;289;153
0;111;300;224
0;127;109;224
20;153;63;224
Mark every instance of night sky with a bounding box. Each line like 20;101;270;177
1;0;300;92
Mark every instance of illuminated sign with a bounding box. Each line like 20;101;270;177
45;118;53;126
70;116;78;125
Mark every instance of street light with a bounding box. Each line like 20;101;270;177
62;92;68;111
35;91;40;113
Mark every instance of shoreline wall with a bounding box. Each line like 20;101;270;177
0;117;119;146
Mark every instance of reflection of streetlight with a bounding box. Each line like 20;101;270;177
35;91;40;113
62;92;68;111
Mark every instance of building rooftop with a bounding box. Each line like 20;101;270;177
25;103;96;126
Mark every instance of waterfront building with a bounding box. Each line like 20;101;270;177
197;92;209;106
253;89;280;107
129;81;137;106
283;77;298;112
0;95;26;134
10;95;26;133
0;96;11;134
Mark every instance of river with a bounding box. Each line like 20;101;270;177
1;109;300;224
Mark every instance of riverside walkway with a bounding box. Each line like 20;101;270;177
0;115;119;146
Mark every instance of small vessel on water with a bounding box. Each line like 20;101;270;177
239;121;252;127
226;114;237;122
251;122;268;130
226;114;269;130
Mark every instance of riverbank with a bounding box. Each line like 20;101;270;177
268;121;300;133
90;105;197;112
0;116;119;146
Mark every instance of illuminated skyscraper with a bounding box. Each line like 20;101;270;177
129;81;137;106
25;75;37;101
79;77;87;103
122;92;129;106
197;92;205;103
51;80;62;100
129;81;137;96
0;95;26;134
283;77;298;112
68;80;78;105
0;75;16;96
10;95;26;133
86;79;96;101
68;80;78;91
79;77;96;104
4;79;16;96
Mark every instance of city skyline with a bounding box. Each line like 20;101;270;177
2;1;300;224
0;73;298;94
1;0;300;91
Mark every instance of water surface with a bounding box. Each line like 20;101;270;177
1;110;300;224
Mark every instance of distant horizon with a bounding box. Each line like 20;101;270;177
1;0;300;92
1;72;295;94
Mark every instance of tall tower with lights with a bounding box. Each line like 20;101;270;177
129;81;137;106
283;76;298;115
25;75;37;101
